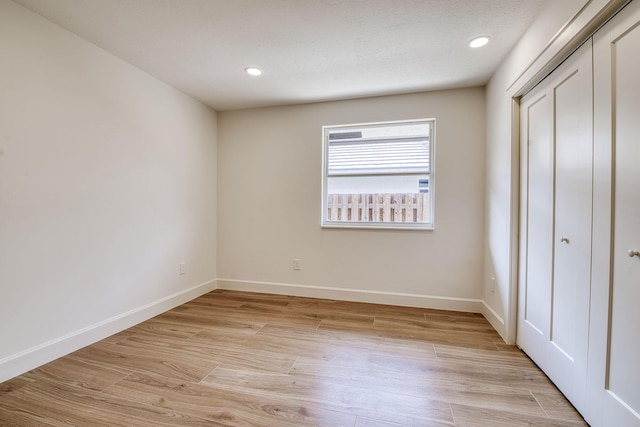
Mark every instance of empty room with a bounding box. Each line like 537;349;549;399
1;0;639;426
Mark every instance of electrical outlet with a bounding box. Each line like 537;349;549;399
180;262;186;275
490;276;496;293
293;258;301;270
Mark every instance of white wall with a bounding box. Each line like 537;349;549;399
0;0;217;381
217;88;485;310
482;0;626;341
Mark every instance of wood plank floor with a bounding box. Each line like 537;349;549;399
0;290;587;426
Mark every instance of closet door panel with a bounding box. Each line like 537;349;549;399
592;1;640;425
603;5;640;424
546;41;593;409
518;40;593;415
518;88;553;368
610;19;640;406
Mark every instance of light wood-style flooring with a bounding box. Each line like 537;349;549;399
0;290;587;426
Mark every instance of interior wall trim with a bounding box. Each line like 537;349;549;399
217;279;483;313
482;301;506;339
0;279;217;383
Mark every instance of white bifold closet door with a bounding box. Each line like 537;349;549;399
518;40;593;414
593;1;640;425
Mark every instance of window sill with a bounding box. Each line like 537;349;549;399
321;221;434;231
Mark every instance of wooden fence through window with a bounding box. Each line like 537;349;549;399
327;193;429;223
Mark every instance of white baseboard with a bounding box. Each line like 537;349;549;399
217;279;483;313
0;279;217;383
481;301;506;341
1;279;497;384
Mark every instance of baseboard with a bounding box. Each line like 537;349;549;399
217;279;483;313
0;279;217;383
481;301;507;342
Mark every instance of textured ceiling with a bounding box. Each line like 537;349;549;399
13;0;548;111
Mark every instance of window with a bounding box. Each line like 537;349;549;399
322;119;434;230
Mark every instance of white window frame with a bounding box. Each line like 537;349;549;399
321;118;435;230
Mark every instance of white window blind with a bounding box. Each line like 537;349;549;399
327;137;429;176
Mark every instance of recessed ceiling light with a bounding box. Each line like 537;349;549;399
469;36;490;48
245;67;262;76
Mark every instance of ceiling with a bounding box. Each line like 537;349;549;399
14;0;548;111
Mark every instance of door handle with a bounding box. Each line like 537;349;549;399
628;250;640;258
560;237;570;244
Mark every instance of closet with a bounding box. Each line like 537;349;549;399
517;1;640;425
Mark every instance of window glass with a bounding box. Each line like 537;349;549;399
322;119;434;229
